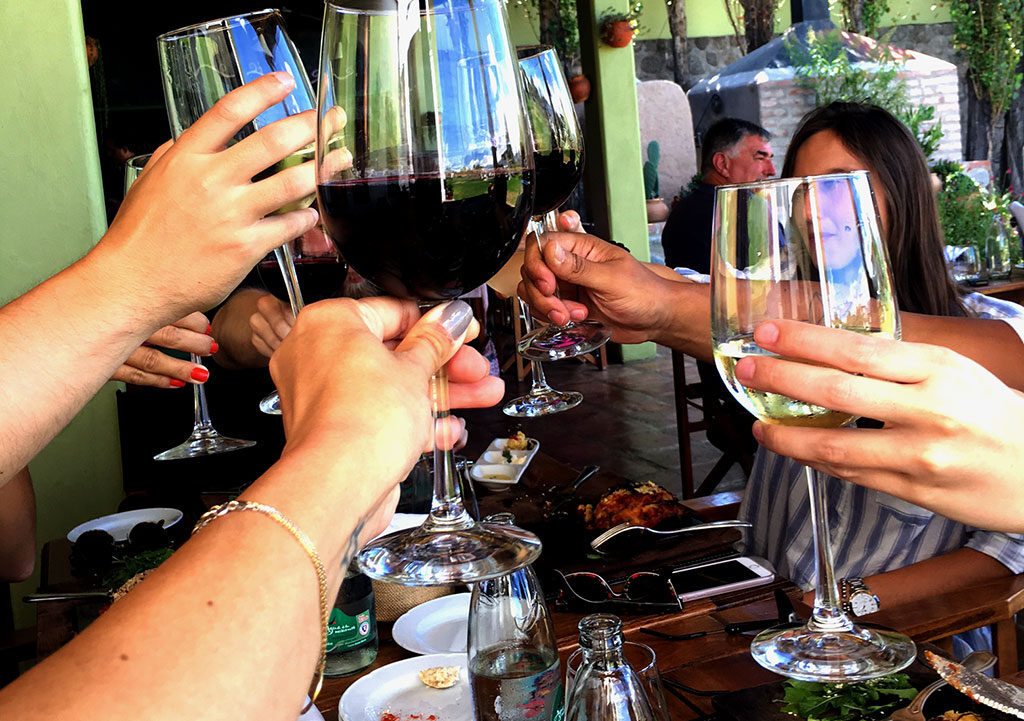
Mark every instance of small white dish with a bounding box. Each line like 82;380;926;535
67;508;183;543
338;653;470;721
473;437;539;491
486;436;540;454
471;463;520;491
393;593;471;655
481;450;530;465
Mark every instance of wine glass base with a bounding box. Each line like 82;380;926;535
517;320;611;362
750;621;916;682
259;391;283;416
503;389;582;417
357;522;542;586
154;430;257;461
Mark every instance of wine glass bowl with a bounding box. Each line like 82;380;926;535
317;0;542;584
710;172;914;681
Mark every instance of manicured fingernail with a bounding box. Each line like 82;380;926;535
553;239;566;264
756;321;779;346
190;366;210;383
751;421;765;443
439;300;473;339
734;357;754;383
206;324;212;335
271;71;295;89
209;340;219;354
169;379;186;388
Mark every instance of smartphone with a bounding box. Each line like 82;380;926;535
669;556;775;602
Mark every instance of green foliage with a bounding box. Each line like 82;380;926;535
601;1;647;34
787;28;943;160
938;170;1022;264
948;0;1024;121
679;172;704;201
103;548;174;592
930;158;965;185
511;0;580;62
779;674;916;720
835;0;892;38
643;140;660;199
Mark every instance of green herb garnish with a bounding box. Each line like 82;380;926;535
779;674;916;720
502;448;513;463
103;548;173;591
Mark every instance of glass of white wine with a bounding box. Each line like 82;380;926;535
711;172;915;681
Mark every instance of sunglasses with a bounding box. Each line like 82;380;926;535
555;570;682;610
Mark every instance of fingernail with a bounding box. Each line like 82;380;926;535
209;340;219;354
553;239;566;264
570;309;587;322
734;357;754;383
547;311;563;325
751;421;765;443
190;366;210;383
169;379;186;388
271;71;295;89
439;300;473;339
755;321;779;346
206;324;212;335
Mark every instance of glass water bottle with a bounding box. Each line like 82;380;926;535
469;513;563;721
564;614;658;721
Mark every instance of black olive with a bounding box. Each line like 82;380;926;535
70;529;116;573
127;521;169;552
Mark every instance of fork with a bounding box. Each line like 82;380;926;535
590;520;752;553
889;650;996;721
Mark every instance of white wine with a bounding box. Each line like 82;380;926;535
256;143;316;215
714;333;861;428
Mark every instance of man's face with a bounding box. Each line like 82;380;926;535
719;134;776;183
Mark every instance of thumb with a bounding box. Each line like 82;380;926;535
394;300;475;376
544;233;617;291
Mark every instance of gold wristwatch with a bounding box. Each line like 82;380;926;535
839;577;879;616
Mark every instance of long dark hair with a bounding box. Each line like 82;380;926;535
781;102;966;317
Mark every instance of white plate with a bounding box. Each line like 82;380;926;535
338;653;470;721
67;508;183;542
393;593;471;655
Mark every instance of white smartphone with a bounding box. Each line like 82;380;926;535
669;556;775;602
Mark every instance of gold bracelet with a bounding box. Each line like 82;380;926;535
193;500;328;714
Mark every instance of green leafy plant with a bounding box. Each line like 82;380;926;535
678;172;704;202
938;170;1022;266
510;0;580;67
643;140;660;200
779;674;916;720
601;0;647;34
836;0;892;38
104;547;174;592
787;28;944;160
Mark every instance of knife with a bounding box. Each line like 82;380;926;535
925;649;1024;719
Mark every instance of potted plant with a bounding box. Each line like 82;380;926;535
643;140;669;223
600;2;644;48
937;168;1021;283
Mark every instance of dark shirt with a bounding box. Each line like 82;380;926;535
661;183;716;274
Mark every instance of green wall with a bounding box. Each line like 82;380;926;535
0;0;124;628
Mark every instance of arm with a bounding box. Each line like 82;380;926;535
0;298;502;721
0;468;35;582
211;289;294;370
0;73;318;483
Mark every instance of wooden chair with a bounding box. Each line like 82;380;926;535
671;350;753;499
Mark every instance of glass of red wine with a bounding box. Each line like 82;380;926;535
514;46;610;363
125;154;257;460
317;0;542;585
156;9;317;416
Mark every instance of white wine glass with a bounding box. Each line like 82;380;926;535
318;0;542;585
156;8;324;416
125;154;257;461
710;172;915;681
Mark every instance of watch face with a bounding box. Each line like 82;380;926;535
851;593;879;616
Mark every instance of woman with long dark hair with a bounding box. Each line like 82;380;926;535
740;102;1024;653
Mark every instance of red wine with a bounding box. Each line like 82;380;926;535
258;256;348;304
532;148;583;216
318;170;533;300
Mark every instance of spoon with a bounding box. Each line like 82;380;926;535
590;520;752;554
889;649;996;721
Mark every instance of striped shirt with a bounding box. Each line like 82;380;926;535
736;292;1024;651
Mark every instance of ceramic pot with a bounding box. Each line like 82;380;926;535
602;20;634;48
646;197;669;223
568;74;591;103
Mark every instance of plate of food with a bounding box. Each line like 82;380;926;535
472;432;539;491
67;508;183;543
392;593;471;655
339;653;470;721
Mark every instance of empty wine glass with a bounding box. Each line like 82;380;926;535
711;172;915;680
514;46;609;363
318;0;542;585
156;8;326;416
125;154;256;460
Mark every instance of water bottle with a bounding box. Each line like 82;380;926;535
324;560;378;677
469;513;563;721
564;614;658;721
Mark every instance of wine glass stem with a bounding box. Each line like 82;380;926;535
274;243;306;317
426;367;474;531
192;353;214;431
517;298;554;394
532;212;572;333
805;465;854;633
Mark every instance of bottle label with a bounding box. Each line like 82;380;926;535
326;607;375;652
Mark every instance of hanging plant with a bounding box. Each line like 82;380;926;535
600;2;645;48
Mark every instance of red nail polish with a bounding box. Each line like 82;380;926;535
210;340;219;354
190;367;210;382
169;379;186;388
206;324;213;335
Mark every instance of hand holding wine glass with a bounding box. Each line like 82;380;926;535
111;311;216;388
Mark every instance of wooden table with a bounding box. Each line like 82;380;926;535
974;267;1024;304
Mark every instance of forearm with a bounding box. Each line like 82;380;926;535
211;287;273;370
0;250;164;481
0;442;395;720
866;549;1010;609
901;312;1024;390
650;280;714;362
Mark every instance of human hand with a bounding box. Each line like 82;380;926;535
95;72;319;323
734;319;1024;533
111;312;217;388
518;226;679;345
250;294;295;359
